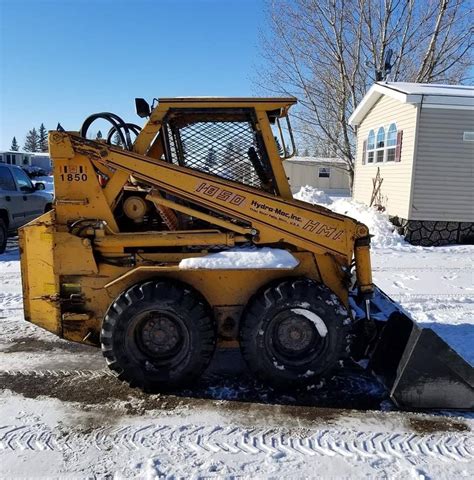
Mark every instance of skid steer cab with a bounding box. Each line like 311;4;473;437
19;97;473;409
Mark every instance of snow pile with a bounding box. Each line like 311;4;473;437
179;247;299;270
295;185;332;205
295;186;406;248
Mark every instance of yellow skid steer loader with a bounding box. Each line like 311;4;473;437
19;97;473;409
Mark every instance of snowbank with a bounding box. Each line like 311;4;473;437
179;247;299;269
295;186;406;249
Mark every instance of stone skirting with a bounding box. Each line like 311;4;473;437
390;217;474;246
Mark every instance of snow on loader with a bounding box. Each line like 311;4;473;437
19;97;473;409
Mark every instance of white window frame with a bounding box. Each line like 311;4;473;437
463;131;474;142
318;166;330;178
365;123;398;165
367;129;375;163
385;123;397;162
375;127;385;163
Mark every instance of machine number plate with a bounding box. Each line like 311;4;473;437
59;165;88;182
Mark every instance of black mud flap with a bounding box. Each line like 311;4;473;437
370;312;474;410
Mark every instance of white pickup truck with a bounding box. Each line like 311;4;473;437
0;163;53;253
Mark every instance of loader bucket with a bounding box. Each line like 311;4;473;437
370;311;474;410
352;288;474;410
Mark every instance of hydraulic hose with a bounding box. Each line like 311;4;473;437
106;123;142;146
79;112;141;151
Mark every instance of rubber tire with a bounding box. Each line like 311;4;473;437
239;278;352;388
0;219;7;254
101;279;216;391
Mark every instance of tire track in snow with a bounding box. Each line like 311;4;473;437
388;293;474;309
373;267;472;272
1;423;472;465
0;369;115;379
0;292;23;310
387;293;474;300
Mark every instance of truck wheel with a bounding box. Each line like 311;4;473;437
0;219;7;254
239;278;352;388
101;279;216;391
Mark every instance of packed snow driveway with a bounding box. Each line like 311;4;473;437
1;223;473;477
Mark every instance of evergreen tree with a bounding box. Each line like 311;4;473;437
24;128;39;152
274;136;284;157
112;131;122;146
240;149;253;184
10;137;19;151
222;142;248;182
204;147;217;172
302;148;310;157
96;130;103;140
221;142;236;180
38;123;48;152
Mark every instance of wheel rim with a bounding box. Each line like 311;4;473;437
266;309;328;367
138;312;182;356
127;309;190;368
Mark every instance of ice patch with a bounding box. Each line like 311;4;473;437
179;247;299;270
291;308;328;337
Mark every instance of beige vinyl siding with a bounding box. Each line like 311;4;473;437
283;161;351;194
353;95;418;218
411;108;474;222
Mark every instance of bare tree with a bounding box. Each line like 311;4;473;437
257;0;473;188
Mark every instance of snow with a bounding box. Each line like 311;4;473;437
179;247;299;269
350;82;474;126
295;186;406;248
296;186;474;364
291;308;328;337
273;360;285;370
382;82;474;97
1;189;473;478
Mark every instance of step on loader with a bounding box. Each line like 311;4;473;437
19;97;473;409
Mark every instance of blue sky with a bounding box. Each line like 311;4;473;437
0;0;266;150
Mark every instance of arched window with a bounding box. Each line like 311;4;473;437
376;127;385;162
367;130;375;149
367;129;375;163
386;123;397;161
363;123;401;166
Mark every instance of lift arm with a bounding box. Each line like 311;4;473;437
49;131;374;296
